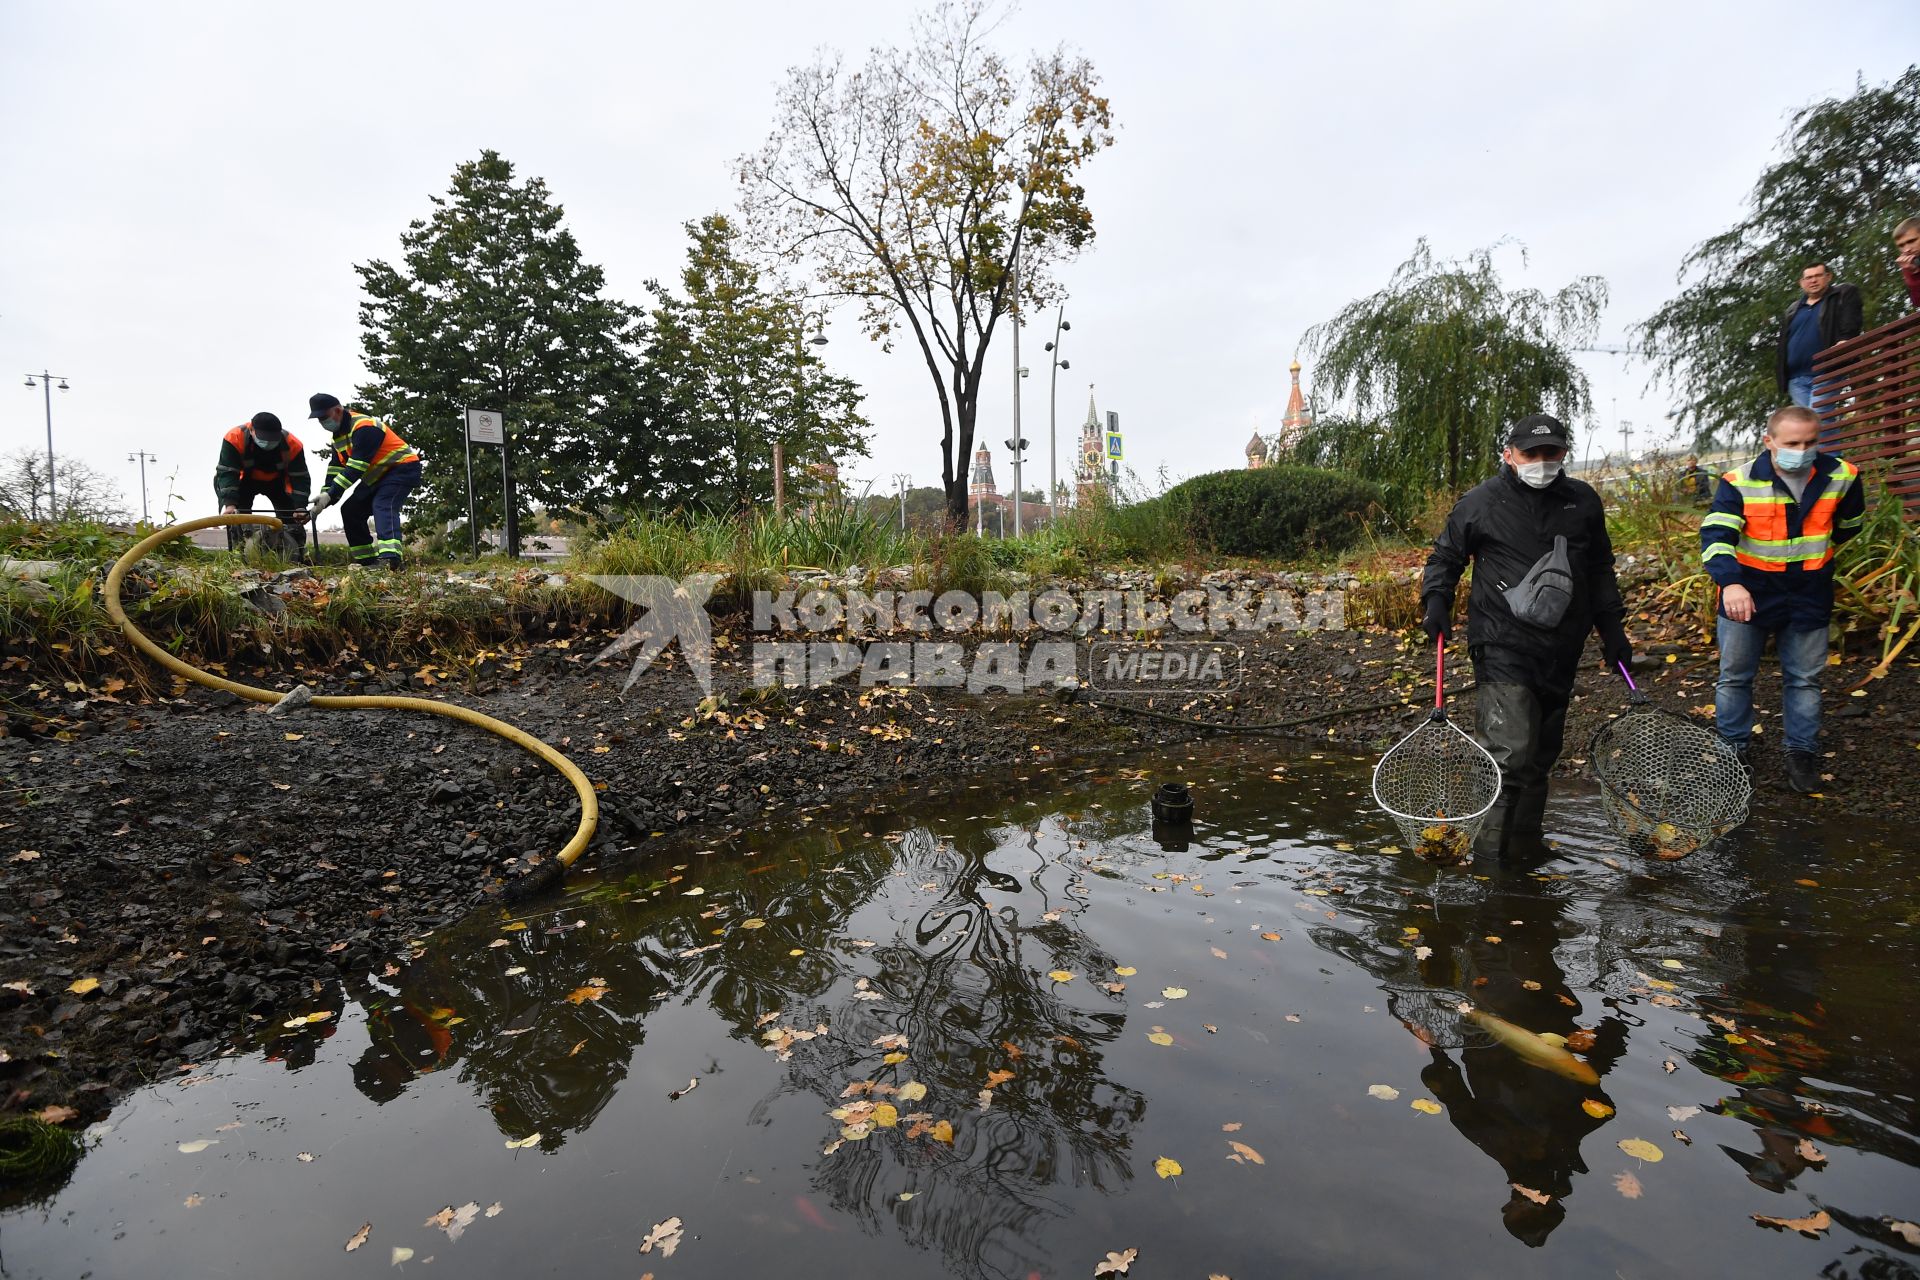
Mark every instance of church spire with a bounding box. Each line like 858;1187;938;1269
1278;359;1313;449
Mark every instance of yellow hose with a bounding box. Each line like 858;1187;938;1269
103;515;598;872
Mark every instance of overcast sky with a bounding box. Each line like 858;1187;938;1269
2;1;1915;525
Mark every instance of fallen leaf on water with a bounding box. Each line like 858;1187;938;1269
1887;1220;1920;1247
1410;1098;1443;1115
739;918;767;929
1260;932;1281;941
1510;1184;1551;1205
882;1051;908;1065
1284;1013;1301;1023
1210;947;1228;959
1673;1129;1692;1145
897;1081;928;1102
873;1103;900;1128
391;1246;414;1265
1093;1247;1137;1276
984;1069;1014;1088
297;1152;316;1162
1154;1156;1182;1178
1224;1140;1265;1165
345;1222;371;1252
1114;966;1137;976
1614;1171;1643;1199
1662;1059;1678;1074
425;1202;480;1240
1368;1085;1400;1101
565;983;608;1004
872;1033;909;1050
1162;987;1188;1000
1794;878;1819;887
1751;1210;1830;1238
1222;1121;1243;1132
1617;1138;1664;1163
681;887;705;896
1796;1138;1827;1164
485;1201;503;1218
1413;946;1432;960
505;1132;541;1148
183;1193;204;1207
177;1139;217;1154
34;1105;78;1124
639;1216;685;1256
1667;1105;1699;1123
669;1078;698;1100
1660;959;1685;971
1146;1029;1174;1046
1048;970;1077;983
929;1120;954;1144
1582;1099;1615;1119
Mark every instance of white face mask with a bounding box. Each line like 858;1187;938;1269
1516;460;1563;489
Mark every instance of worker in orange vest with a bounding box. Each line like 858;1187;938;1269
214;412;311;557
306;393;422;570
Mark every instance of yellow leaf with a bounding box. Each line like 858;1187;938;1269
930;1120;954;1144
66;977;99;995
896;1081;927;1102
505;1133;541;1148
739;918;767;929
1582;1099;1615;1119
565;985;607;1004
1147;1031;1174;1046
1660;958;1685;970
1260;932;1281;941
1114;966;1137;976
1367;1085;1400;1100
882;1051;908;1065
1410;1098;1443;1115
1153;1156;1182;1178
789;948;805;956
1047;970;1076;983
501;921;529;932
283;732;304;741
1161;987;1188;999
176;1139;218;1153
1617;1138;1664;1162
872;1103;899;1128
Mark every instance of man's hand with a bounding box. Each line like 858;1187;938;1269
220;504;238;514
1722;583;1756;623
1420;595;1452;643
308;491;335;522
1599;619;1633;673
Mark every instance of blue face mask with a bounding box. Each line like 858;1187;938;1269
1774;446;1816;473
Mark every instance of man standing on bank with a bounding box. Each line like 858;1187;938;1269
1421;414;1633;858
1776;262;1861;411
1700;404;1864;793
306;393;422;570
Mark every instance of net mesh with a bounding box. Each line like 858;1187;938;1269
1588;703;1751;859
1372;715;1503;865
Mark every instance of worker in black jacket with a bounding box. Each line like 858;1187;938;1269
1775;263;1861;414
1421;414;1633;858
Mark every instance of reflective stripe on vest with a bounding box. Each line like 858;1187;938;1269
333;414;420;486
1725;457;1858;573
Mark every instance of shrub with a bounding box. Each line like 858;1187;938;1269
1160;465;1387;559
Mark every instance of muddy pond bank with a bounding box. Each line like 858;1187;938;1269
2;737;1915;1278
2;616;1915;1134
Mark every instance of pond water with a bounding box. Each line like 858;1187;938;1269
5;739;1917;1279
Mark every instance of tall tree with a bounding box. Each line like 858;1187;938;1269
1638;66;1920;442
356;150;654;536
738;0;1114;527
0;450;130;523
1298;241;1605;504
645;215;871;514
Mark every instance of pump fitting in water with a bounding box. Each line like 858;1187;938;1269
1151;782;1193;824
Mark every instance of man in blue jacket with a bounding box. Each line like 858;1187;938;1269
1422;414;1632;858
1700;405;1865;793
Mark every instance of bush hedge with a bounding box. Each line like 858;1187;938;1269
1160;465;1386;559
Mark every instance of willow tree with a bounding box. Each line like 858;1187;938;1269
737;0;1115;527
1298;241;1605;503
1637;66;1920;442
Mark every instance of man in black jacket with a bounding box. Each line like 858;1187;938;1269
1775;263;1862;412
1421;414;1633;858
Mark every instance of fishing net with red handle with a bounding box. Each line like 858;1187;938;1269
1587;662;1751;860
1372;637;1502;865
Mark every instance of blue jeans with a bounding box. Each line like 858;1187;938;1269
1715;616;1827;754
1787;373;1815;408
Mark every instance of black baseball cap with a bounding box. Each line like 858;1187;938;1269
308;393;341;419
1506;413;1572;450
248;411;285;444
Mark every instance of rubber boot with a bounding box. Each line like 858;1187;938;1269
1472;683;1538;859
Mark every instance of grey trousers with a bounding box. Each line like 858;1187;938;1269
1471;645;1577;858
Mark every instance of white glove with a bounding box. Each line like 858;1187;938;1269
308;492;335;521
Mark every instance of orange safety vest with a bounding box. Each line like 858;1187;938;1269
329;413;421;488
1715;456;1860;573
223;423;304;483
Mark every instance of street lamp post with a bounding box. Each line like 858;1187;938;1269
128;450;157;524
893;472;911;532
1043;309;1071;520
23;371;70;520
1009;259;1026;539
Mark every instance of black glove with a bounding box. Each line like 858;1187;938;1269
1421;595;1452;642
1599;619;1633;672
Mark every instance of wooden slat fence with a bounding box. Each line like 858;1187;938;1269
1813;308;1920;517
